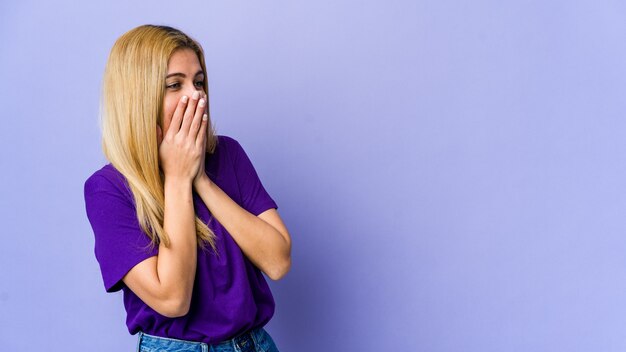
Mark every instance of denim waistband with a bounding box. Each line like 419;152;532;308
136;326;264;352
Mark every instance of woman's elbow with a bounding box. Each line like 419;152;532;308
268;257;291;281
158;296;191;318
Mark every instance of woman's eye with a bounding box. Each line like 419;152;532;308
194;81;204;87
166;82;180;89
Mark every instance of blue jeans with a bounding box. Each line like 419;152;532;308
136;326;280;352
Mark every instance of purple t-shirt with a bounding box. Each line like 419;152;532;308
83;135;278;344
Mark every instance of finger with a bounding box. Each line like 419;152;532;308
167;95;189;137
179;91;200;135
188;97;206;141
196;114;208;149
201;92;208;113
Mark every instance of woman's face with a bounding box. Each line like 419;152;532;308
160;48;207;142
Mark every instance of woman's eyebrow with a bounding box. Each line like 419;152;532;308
166;70;204;79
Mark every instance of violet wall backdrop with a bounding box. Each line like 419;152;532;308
1;0;626;351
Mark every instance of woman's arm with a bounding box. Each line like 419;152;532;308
194;175;292;280
121;178;197;318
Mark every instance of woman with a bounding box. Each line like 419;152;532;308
84;24;291;352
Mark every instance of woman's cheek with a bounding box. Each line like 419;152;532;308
163;99;177;131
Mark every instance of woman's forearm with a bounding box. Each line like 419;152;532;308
157;178;197;313
194;175;290;280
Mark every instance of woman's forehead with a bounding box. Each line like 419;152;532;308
167;48;201;72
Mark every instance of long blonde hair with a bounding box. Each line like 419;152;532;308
101;24;219;254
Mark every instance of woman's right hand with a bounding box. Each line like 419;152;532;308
158;92;208;183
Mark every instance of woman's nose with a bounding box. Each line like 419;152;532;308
183;87;205;100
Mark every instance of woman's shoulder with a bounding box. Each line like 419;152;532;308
214;134;246;158
216;134;251;154
83;163;130;197
216;134;239;148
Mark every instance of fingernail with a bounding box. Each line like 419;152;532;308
182;96;188;103
202;114;208;121
199;99;205;107
192;91;200;99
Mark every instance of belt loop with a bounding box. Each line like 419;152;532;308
136;331;143;352
231;337;241;352
250;327;260;348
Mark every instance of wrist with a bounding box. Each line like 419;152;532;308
193;173;212;190
165;175;192;185
164;176;193;194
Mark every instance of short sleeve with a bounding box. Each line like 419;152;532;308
229;138;278;216
84;173;159;293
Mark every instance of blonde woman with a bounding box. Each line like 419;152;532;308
84;25;291;352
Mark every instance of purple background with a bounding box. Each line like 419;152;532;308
1;1;626;351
